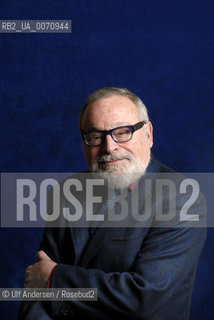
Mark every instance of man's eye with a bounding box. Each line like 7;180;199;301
91;135;101;140
87;134;102;142
115;129;130;136
118;130;129;135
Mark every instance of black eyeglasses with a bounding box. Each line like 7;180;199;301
81;121;146;146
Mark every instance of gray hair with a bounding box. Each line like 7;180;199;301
79;87;149;129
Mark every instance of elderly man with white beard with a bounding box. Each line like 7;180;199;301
19;87;206;320
81;88;152;190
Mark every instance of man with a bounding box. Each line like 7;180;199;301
19;87;206;319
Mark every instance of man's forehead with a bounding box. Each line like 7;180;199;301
90;95;135;107
85;96;139;117
81;95;139;130
82;121;135;132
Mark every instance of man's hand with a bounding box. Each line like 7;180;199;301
25;251;57;288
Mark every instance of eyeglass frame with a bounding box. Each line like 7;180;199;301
81;121;147;146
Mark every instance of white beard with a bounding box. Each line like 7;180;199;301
90;151;150;190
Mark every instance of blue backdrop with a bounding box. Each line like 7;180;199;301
0;0;213;319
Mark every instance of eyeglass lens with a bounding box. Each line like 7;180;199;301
85;127;132;146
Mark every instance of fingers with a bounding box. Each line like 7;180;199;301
24;251;53;288
25;265;32;278
24;281;31;288
25;265;32;288
25;265;32;271
36;250;49;261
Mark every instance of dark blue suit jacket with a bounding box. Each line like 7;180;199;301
19;157;206;319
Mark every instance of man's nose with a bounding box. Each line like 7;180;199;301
101;134;119;153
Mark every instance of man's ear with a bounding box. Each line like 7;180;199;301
145;121;153;148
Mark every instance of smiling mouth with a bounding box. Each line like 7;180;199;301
101;159;127;166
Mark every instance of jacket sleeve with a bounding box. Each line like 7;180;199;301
48;225;206;320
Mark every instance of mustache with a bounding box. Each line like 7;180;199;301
95;153;133;163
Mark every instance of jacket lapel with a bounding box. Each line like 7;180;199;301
78;189;135;267
79;227;114;267
72;157;160;268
